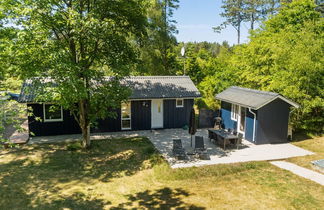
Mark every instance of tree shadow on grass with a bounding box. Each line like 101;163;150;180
290;132;313;142
111;187;205;210
34;192;110;209
1;136;162;182
0;137;163;209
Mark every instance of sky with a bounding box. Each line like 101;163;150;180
173;0;250;45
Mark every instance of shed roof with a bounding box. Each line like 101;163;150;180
18;76;201;103
215;86;299;109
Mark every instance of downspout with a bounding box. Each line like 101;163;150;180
248;108;257;143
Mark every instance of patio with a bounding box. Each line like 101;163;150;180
28;128;313;168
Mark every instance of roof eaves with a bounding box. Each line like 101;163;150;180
255;95;300;109
215;97;258;109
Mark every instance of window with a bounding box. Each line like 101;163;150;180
176;99;184;108
43;104;63;122
121;102;131;130
231;104;239;121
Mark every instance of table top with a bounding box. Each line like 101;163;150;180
208;129;238;139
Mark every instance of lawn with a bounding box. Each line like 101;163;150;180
0;137;323;209
288;135;324;174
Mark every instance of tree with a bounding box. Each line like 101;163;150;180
243;0;269;30
4;0;148;148
214;0;247;44
136;0;179;75
215;0;283;43
227;0;324;132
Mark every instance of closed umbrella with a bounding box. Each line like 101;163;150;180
188;108;197;147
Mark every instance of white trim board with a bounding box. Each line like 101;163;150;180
218;95;299;110
176;99;184;108
43;103;63;122
255;95;299;109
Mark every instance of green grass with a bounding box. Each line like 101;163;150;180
288;135;324;174
0;136;323;209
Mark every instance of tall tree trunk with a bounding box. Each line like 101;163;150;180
237;23;241;44
79;99;90;148
162;0;168;74
251;13;255;30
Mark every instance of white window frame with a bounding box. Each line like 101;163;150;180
176;99;184;108
231;104;239;121
121;102;131;130
43;103;63;122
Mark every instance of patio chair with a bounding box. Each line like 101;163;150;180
237;133;244;149
194;136;209;160
172;139;186;160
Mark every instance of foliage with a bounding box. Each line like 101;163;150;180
232;0;323;132
215;0;281;44
215;0;247;44
175;41;231;83
0;99;26;148
205;0;323;132
3;0;148;147
135;0;179;75
185;0;323;133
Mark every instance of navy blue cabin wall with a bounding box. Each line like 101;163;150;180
93;100;151;132
131;100;151;130
255;99;290;144
28;99;195;136
91;109;121;133
27;104;81;136
220;101;237;130
163;99;194;129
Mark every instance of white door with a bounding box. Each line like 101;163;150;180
151;99;163;128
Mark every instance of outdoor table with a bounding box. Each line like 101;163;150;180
208;129;238;150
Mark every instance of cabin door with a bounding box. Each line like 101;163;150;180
151;99;163;129
238;106;246;136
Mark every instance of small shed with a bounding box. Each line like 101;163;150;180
215;86;299;144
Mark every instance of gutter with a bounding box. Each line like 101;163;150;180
248;108;257;143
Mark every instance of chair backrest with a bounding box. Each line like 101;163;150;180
173;139;183;150
195;136;204;149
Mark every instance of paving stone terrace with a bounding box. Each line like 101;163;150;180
28;129;314;168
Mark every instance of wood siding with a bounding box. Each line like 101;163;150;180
28;99;196;136
221;101;237;130
255;98;290;144
91;109;121;133
131;100;151;130
163;99;194;129
221;101;255;143
28;104;80;136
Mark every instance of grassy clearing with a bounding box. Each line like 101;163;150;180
288;134;324;173
0;136;323;209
